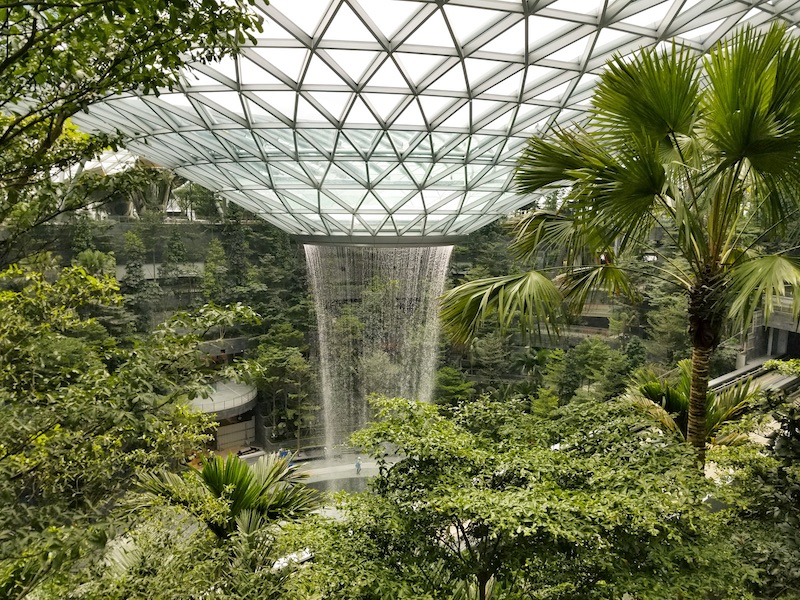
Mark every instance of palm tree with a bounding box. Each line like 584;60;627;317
139;453;318;540
627;360;759;445
441;24;800;464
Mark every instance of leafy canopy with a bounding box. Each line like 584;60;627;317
139;453;319;540
290;395;753;599
0;0;263;264
442;24;800;346
0;265;259;597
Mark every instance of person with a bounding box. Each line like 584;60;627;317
355;456;362;475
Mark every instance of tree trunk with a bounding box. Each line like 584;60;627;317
477;575;488;600
687;345;713;466
687;273;725;467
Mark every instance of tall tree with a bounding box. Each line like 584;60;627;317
159;228;188;287
120;230;160;331
441;25;800;464
0;266;259;597
292;395;750;599
0;0;262;264
203;239;227;304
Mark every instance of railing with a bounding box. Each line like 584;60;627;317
191;380;257;414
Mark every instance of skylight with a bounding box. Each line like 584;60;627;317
75;0;796;240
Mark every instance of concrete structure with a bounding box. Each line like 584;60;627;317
191;379;258;451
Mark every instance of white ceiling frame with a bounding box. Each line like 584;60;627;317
75;0;800;241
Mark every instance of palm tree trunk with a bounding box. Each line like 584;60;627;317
687;345;713;466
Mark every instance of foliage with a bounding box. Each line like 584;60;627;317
158;228;188;286
119;230;160;331
433;366;476;408
0;0;263;264
539;337;635;404
221;206;251;289
69;213;107;255
441;25;800;462
173;181;222;221
765;358;800;375
644;293;691;364
251;344;319;445
203;238;227;304
46;506;292;600
627;360;760;444
0;265;258;597
139;453;318;541
468;331;512;386
452;220;520;278
709;408;800;599
73;248;116;277
291;395;753;599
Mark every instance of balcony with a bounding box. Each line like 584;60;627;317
191;379;257;420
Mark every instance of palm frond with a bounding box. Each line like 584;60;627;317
703;24;800;222
515;126;613;194
591;42;700;140
675;359;693;402
516;132;665;255
234;508;268;536
636;381;688;416
508;210;585;261
199;454;260;519
703;23;786;163
250;453;318;521
628;394;685;440
673;189;710;269
711;432;750;447
251;453;307;489
138;470;200;510
726;254;800;329
706;377;760;438
581;135;666;251
559;264;638;316
631;361;758;443
103;537;145;578
257;483;319;521
440;271;563;345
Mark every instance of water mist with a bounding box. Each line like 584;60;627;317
304;244;453;449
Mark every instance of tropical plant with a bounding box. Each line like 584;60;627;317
628;359;760;444
50;506;293;600
288;395;752;599
139;453;318;540
203;239;228;303
0;266;259;598
73;248;116;277
0;0;262;265
441;24;800;464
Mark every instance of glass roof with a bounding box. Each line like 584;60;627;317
74;0;800;240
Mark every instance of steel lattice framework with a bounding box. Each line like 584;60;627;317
75;0;800;242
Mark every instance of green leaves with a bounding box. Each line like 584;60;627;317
0;0;264;263
440;270;563;345
726;254;800;329
628;359;760;442
592;42;700;140
141;453;318;540
330;396;749;598
442;23;800;466
0;266;260;593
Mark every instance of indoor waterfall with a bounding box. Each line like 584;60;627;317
304;244;453;449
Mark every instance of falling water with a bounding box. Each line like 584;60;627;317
304;244;453;448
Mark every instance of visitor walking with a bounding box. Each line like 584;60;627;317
355;456;362;475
